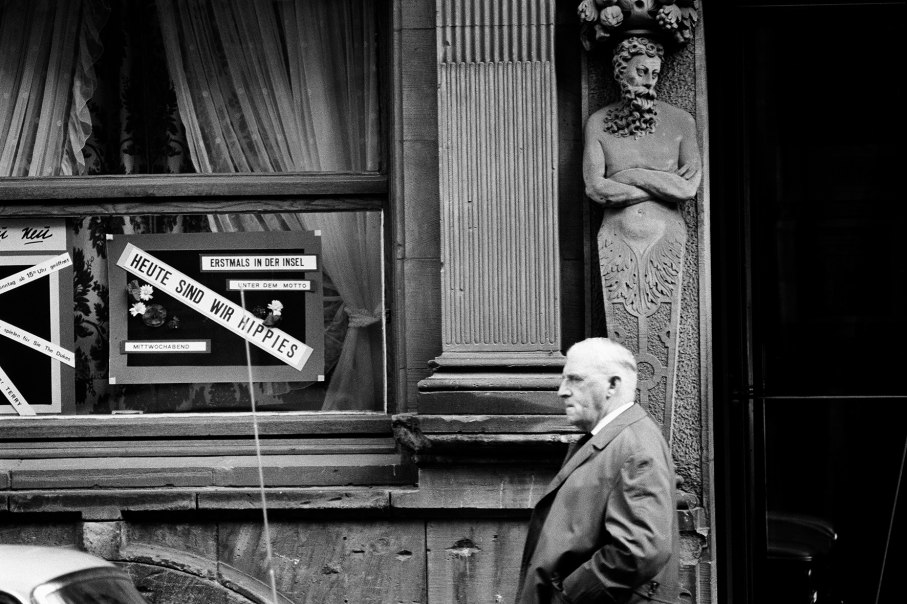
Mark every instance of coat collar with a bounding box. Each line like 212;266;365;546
541;404;648;500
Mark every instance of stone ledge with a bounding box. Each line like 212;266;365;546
1;486;709;531
394;413;577;435
2;487;394;519
393;413;579;462
0;413;393;441
8;488;197;520
0;454;414;490
197;487;391;511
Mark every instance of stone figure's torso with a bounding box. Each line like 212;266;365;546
601;200;683;260
591;101;688;312
592;101;687;178
590;100;693;424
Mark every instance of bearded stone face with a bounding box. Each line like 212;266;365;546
605;51;661;138
620;53;660;108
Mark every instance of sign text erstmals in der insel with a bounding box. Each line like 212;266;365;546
200;254;317;271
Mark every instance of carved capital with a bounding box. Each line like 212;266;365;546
578;0;700;49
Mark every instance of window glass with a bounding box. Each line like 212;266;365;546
0;0;381;177
39;575;147;604
0;0;387;416
0;212;385;415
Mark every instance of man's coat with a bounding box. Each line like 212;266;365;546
517;404;686;604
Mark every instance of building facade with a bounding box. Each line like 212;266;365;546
0;1;903;603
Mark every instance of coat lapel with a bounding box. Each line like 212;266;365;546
541;404;647;500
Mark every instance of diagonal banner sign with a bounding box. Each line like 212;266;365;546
116;243;313;371
0;365;35;416
0;319;76;367
0;252;72;296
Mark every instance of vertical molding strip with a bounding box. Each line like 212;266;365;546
436;0;560;357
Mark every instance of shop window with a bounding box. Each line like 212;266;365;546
0;0;388;415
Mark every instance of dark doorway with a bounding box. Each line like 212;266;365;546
709;2;907;603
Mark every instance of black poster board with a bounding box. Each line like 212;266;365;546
107;231;324;384
0;220;74;415
0;264;53;406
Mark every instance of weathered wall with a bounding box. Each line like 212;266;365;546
1;506;525;603
0;470;708;603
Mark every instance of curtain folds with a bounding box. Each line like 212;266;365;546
157;0;379;173
158;0;383;411
0;0;109;176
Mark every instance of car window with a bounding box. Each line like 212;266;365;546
36;576;145;604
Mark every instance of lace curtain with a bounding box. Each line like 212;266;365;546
1;0;384;412
0;0;107;176
157;0;383;410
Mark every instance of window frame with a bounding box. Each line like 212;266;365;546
0;0;402;455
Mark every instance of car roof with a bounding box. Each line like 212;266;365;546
0;546;119;600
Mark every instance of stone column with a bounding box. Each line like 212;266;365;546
419;0;563;412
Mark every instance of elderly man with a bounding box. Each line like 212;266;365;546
517;338;686;603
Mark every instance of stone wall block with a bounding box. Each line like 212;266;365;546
83;520;123;560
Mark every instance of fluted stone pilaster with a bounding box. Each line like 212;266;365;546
420;0;563;411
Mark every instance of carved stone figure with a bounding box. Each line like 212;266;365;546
583;36;701;421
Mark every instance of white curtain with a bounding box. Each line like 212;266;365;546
158;0;383;410
0;0;107;177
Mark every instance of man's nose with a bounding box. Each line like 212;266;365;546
558;382;570;397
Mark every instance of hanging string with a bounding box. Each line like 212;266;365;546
876;432;906;604
240;288;280;604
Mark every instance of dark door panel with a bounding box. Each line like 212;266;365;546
710;3;907;603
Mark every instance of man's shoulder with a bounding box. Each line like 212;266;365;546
612;410;671;454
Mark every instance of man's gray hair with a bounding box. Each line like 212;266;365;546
567;337;639;396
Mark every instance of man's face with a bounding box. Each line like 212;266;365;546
558;350;610;432
620;54;661;102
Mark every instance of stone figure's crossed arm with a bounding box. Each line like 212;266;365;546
583;111;702;206
609;166;699;203
583;131;651;207
612;118;702;202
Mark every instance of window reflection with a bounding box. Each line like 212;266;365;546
70;212;384;414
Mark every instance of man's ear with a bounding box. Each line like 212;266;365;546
608;375;621;394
